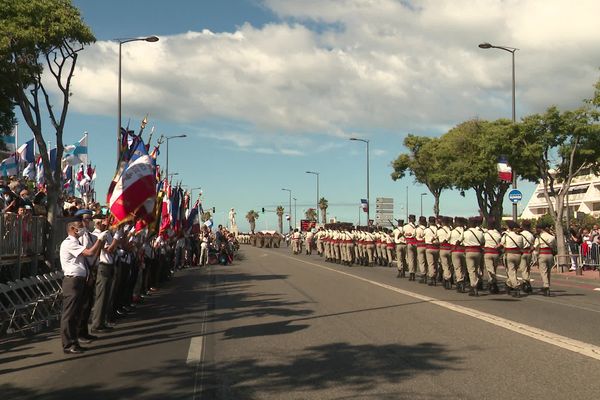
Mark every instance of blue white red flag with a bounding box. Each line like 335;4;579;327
360;199;368;213
497;157;512;182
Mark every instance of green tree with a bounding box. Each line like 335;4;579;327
305;208;317;221
391;135;451;216
0;0;95;262
318;197;328;224
246;210;259;233
519;103;600;265
0;73;16;142
276;205;284;233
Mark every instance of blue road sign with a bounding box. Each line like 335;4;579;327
508;189;523;203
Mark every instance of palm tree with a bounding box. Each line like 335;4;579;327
276;205;285;233
319;197;328;224
246;209;259;233
305;208;317;222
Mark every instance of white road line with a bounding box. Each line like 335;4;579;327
187;336;204;365
595;288;600;292
276;252;600;362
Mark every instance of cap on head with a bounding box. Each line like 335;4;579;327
506;220;519;230
408;214;416;222
418;216;427;225
74;209;93;217
521;220;532;229
428;216;436;224
397;219;404;225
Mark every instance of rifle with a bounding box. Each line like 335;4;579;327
388;219;398;229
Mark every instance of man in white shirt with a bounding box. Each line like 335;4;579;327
91;216;119;333
60;220;104;354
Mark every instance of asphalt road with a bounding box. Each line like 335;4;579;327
1;245;600;400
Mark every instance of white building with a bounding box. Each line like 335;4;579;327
521;172;600;219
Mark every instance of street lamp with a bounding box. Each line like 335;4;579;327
165;134;187;182
293;197;297;229
282;188;292;230
420;192;427;217
116;35;159;161
479;41;518;222
306;171;320;223
189;186;202;202
350;137;370;223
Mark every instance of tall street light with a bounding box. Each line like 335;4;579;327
282;188;292;230
116;35;159;161
293;197;297;229
349;137;370;223
165;134;187;182
420;192;427;217
189;186;202;202
306;171;320;223
479;42;518;222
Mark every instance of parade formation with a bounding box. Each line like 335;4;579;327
266;215;557;298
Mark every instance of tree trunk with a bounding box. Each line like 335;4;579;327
321;208;327;224
433;194;440;217
250;220;256;233
44;182;60;269
554;222;569;269
278;216;283;234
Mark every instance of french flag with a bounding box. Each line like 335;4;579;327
497;157;513;182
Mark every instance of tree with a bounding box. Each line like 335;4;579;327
519;103;600;266
318;197;328;224
0;73;16;141
305;208;317;221
391;135;451;216
246;210;259;233
439;119;536;227
276;205;284;233
200;211;212;223
0;0;95;262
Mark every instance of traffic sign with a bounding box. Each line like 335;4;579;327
508;189;522;203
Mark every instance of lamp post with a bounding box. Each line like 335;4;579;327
293;197;297;229
282;188;292;230
479;42;518;222
350;138;370;223
165;134;187;182
189;186;202;202
306;171;320;223
420;192;427;217
116;35;159;161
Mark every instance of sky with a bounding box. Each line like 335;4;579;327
12;0;600;231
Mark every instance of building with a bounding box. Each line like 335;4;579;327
521;172;600;219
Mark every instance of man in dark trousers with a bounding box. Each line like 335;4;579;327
59;220;104;354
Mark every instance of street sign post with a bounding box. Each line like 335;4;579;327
508;189;522;204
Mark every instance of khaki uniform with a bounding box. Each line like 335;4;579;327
463;228;484;288
393;226;407;272
365;231;375;265
415;224;427;278
450;226;466;284
483;228;502;285
501;231;524;289
534;231;556;289
403;223;417;274
437;225;453;281
519;230;535;284
424;225;439;279
305;231;314;255
385;232;394;267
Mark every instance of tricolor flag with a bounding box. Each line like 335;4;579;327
22;162;35;180
17;139;35;164
360;198;368;213
497;157;513;182
108;140;157;225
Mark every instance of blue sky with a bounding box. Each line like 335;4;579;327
13;0;600;231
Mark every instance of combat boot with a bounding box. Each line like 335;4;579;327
468;286;479;297
396;270;403;278
409;272;416;281
522;281;533;294
541;287;550;296
489;282;499;294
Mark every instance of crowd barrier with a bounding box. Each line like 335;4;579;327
0;271;64;336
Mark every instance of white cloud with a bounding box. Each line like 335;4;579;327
68;0;600;144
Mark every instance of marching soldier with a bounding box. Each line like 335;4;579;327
483;217;502;294
534;222;556;296
437;216;454;289
346;227;355;266
450;217;467;293
519;220;535;294
501;220;524;297
424;216;440;286
333;227;341;264
415;216;428;283
463;217;484;296
305;229;314;255
385;228;394;268
393;219;407;278
403;215;417;281
316;227;324;256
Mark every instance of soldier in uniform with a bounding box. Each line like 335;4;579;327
437;216;453;289
403;215;417;280
291;228;301;254
519;220;535;294
501;220;524;297
463;217;484;296
346;227;355;266
316;227;324;256
424;216;440;286
450;217;467;292
483;217;502;294
393;219;406;278
305;229;314;255
534;222;556;296
385;228;394;268
415;216;428;283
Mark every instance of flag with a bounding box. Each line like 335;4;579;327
109;140;157;225
63;134;88;166
204;218;213;229
16;139;35;164
0;155;18;177
361;199;368;213
36;155;44;187
49;147;57;171
22;162;35;180
3;126;16;152
497;156;513;182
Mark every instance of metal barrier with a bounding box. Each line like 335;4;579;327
0;214;47;281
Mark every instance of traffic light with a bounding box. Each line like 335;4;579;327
212;207;215;213
262;207;265;213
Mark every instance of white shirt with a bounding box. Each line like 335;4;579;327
60;235;88;277
79;228;98;267
97;230;114;264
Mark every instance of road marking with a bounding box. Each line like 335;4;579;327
187;336;204;365
276;252;600;361
595;288;600;292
